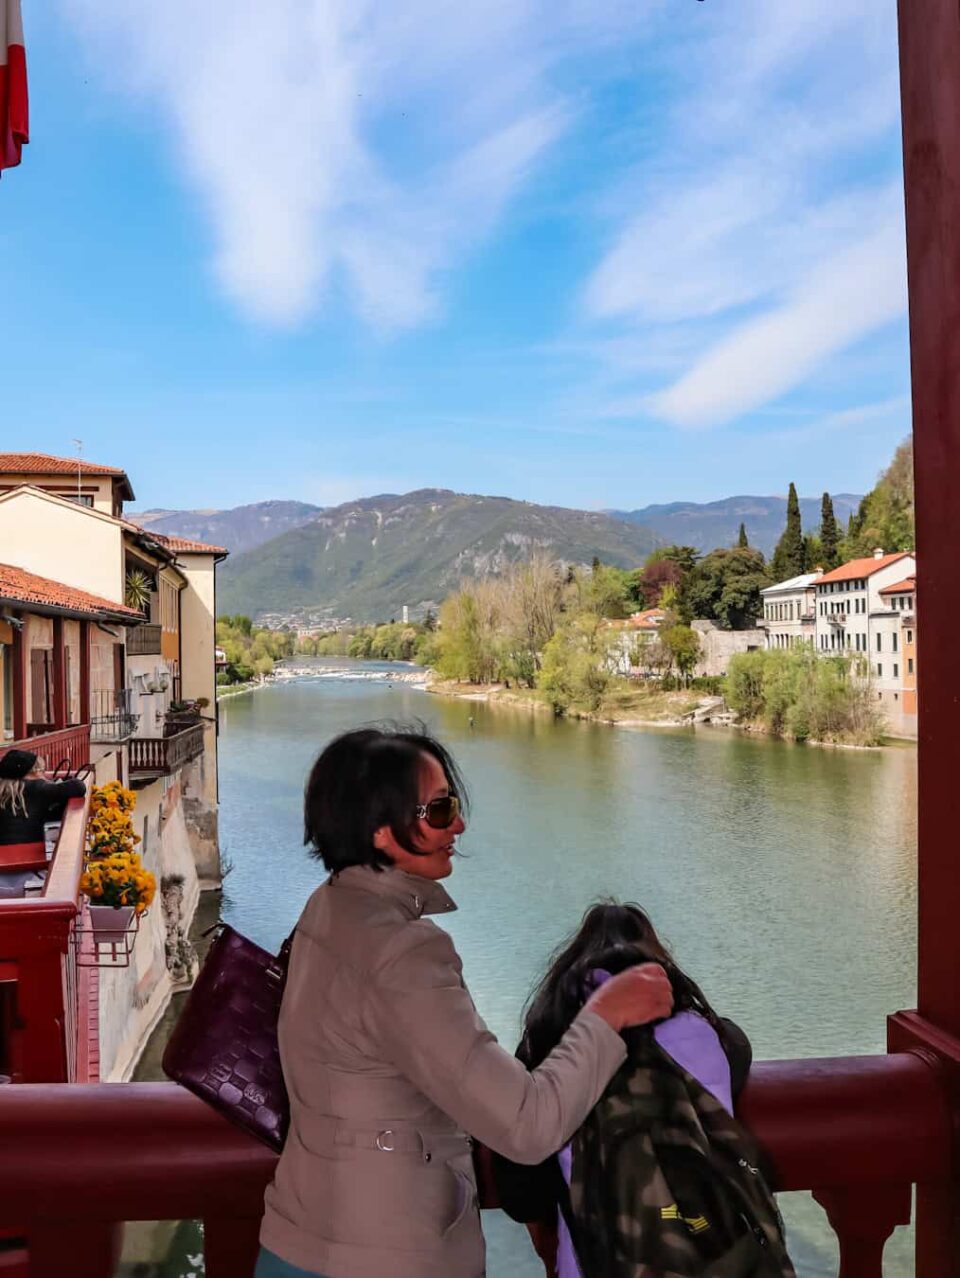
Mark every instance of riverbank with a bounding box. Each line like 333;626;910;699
425;677;703;727
216;661;430;701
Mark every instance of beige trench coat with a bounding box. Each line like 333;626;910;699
260;865;626;1278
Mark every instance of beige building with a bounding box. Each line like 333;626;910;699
760;572;822;649
0;452;227;1080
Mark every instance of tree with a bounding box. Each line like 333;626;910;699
660;624;701;686
820;493;840;570
584;563;630;619
770;483;806;581
737;523;749;549
685;548;771;630
841;437;914;559
538;613;610;714
637;546;698;614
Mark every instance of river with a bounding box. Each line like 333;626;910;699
124;659;919;1277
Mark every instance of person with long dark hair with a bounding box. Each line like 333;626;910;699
494;901;753;1278
257;727;675;1278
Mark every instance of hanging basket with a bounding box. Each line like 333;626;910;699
87;903;136;942
76;904;143;968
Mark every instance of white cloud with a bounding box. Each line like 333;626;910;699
648;213;907;428
62;0;583;329
580;0;905;427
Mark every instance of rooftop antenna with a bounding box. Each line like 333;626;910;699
72;439;82;504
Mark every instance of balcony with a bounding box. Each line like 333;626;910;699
126;623;162;656
0;724;91;775
0;1044;950;1278
828;611;848;627
0;791;99;1084
128;722;205;780
88;689;138;745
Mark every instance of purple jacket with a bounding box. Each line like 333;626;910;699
554;979;735;1278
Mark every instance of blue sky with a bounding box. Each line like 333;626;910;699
2;1;909;514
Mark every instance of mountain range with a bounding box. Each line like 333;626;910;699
131;489;863;623
611;494;863;557
212;489;661;622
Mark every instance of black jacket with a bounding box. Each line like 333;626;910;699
493;1016;752;1225
0;778;86;846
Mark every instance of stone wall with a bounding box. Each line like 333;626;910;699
97;776;202;1081
692;620;765;677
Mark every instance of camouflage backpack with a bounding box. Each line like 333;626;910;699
567;1029;797;1278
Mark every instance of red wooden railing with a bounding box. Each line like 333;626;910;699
0;724;90;775
0;1050;949;1278
0;794;93;1084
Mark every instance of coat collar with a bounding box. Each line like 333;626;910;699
331;864;458;919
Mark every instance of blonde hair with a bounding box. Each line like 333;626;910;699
0;779;28;816
0;755;44;815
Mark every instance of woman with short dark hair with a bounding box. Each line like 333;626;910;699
257;725;675;1278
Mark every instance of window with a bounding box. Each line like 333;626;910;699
892;633;898;652
894;693;899;701
907;630;913;644
877;634;882;652
894;663;899;678
66;494;94;508
908;658;914;674
877;664;883;677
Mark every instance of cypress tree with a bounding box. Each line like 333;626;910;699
737;523;749;549
771;483;806;580
820;492;839;569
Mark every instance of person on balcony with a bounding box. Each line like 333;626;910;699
257;725;674;1278
0;748;86;880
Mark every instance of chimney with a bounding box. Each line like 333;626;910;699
873;547;885;559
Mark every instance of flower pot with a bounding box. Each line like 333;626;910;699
87;903;136;943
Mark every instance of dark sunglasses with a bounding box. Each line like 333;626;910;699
414;795;461;829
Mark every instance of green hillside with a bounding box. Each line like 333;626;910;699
217;489;659;622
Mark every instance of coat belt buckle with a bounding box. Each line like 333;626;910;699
375;1129;395;1152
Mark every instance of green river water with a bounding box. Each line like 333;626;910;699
123;660;919;1277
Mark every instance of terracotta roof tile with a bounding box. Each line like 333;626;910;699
0;562;143;621
138;529;228;556
817;553;912;584
0;452;127;477
879;577;917;595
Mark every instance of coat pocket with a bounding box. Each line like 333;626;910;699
442;1147;479;1239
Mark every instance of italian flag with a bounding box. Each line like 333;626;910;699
1;0;27;172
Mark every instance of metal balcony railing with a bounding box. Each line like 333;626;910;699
128;722;205;779
88;689;138;744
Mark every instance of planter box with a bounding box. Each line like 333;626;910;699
87;904;136;944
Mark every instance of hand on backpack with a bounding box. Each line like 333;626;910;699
585;963;673;1032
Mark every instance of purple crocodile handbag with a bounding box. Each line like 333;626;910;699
162;923;293;1152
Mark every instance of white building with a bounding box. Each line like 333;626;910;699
813;551;916;697
760;572;822;649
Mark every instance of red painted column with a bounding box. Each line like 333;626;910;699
79;621;90;727
52;619;66;731
896;0;960;1272
10;619;26;741
898;0;960;1040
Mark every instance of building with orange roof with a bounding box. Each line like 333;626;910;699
813;547;917;730
0;452;229;1083
879;576;918;730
